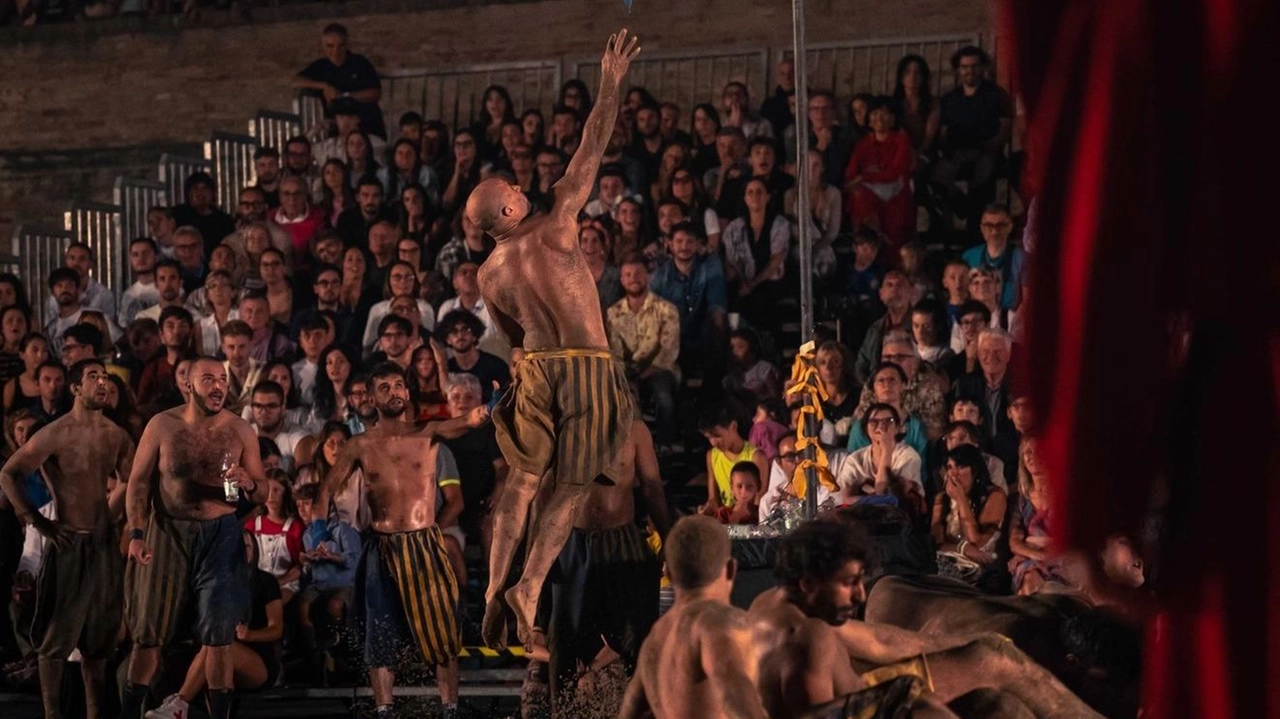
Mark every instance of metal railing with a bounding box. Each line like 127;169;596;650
204;132;260;213
64;203;125;302
251;110;303;152
158;154;214;214
382;60;562;133
113;178;167;244
12;225;75;329
575;48;771;118
294;95;327;141
801;33;978;100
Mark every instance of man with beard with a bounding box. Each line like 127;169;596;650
172;172;237;256
120;237;161;327
135;260;188;323
749;520;1104;719
337;177;394;250
314;363;486;719
120;356;267;719
42;242;117;331
0;359;135;719
253;147;283;208
625;102;666;186
618;515;766;719
43;267;87;356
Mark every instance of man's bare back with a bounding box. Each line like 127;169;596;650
4;412;133;531
144;407;257;521
478;213;610;352
576;420;670;534
623;598;762;719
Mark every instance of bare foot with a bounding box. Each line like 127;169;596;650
481;596;508;649
505;584;537;649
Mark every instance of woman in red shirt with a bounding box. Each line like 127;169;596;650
845;96;916;251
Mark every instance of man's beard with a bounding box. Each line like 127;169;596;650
57;294;77;307
192;391;224;415
377;398;407;419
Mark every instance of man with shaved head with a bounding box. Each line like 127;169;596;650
466;29;643;650
118;356;268;719
618;515;767;719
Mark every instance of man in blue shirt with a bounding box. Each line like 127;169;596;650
962;203;1025;311
648;222;728;380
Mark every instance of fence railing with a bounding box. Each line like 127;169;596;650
382;61;563;135
204;132;260;213
158;153;214;214
64;202;126;302
294;95;327;142
575;48;771;119
114;178;166;244
12;225;75;329
801;34;978;100
251;110;303;153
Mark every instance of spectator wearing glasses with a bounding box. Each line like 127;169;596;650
962;203;1025;311
436;260;502;352
439;309;509;403
836;403;924;514
533;147;567;206
361;260;436;359
271;175;327;268
783;91;852;188
249;380;308;471
171;226;208;295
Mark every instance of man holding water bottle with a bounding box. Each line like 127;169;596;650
119;356;268;719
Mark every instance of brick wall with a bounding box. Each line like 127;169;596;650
0;0;993;239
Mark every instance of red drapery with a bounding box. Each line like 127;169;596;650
1007;0;1280;716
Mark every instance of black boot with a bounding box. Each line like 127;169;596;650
208;688;234;719
118;682;151;719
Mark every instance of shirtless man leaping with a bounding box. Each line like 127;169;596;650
120;356;268;719
314;363;486;719
465;28;642;649
618;515;768;719
749;520;1104;719
0;359;134;719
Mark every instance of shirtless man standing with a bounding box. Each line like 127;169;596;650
466;29;642;649
618;515;767;719
547;419;672;710
749;520;1104;719
314;363;485;719
0;359;134;719
121;356;268;719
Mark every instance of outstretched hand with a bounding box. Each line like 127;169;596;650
602;29;642;83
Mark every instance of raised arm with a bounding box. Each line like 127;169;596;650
552;29;642;218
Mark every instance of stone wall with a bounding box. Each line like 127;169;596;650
0;0;993;240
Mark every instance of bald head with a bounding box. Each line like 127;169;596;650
465;177;529;237
666;515;732;591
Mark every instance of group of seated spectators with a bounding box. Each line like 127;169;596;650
0;23;1128;709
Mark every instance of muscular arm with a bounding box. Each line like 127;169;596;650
552;32;640;223
236;418;269;505
126;419;163;533
239;599;284;643
0;431;55;521
108;436;137;520
617;663;654;719
838;619;972;666
701;612;769;719
633;423;672;541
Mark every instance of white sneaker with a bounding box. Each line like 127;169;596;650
145;694;189;719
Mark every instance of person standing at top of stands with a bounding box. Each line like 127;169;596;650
42;242;116;330
172;172;236;257
253;147;283;208
294;23;387;140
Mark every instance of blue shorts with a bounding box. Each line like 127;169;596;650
125;512;250;647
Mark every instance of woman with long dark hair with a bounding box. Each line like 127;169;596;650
397;183;432;247
689;103;722;177
343;130;380;187
319;158;355;226
892;54;940;156
379;138;440;215
408;343;450;421
0;305;30;389
441;128;484;230
2;333;48;414
104;374;145;440
664;165;721;251
0;273;31;315
931;443;1007;586
721;178;792;331
520;109;546;152
558;78;593;118
312;345;356;425
474;84;517;162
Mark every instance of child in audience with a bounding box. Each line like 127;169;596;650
697;404;769;514
714;461;762;525
748;397;791;464
844;226;884;302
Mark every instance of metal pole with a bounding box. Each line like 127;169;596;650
791;0;818;520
